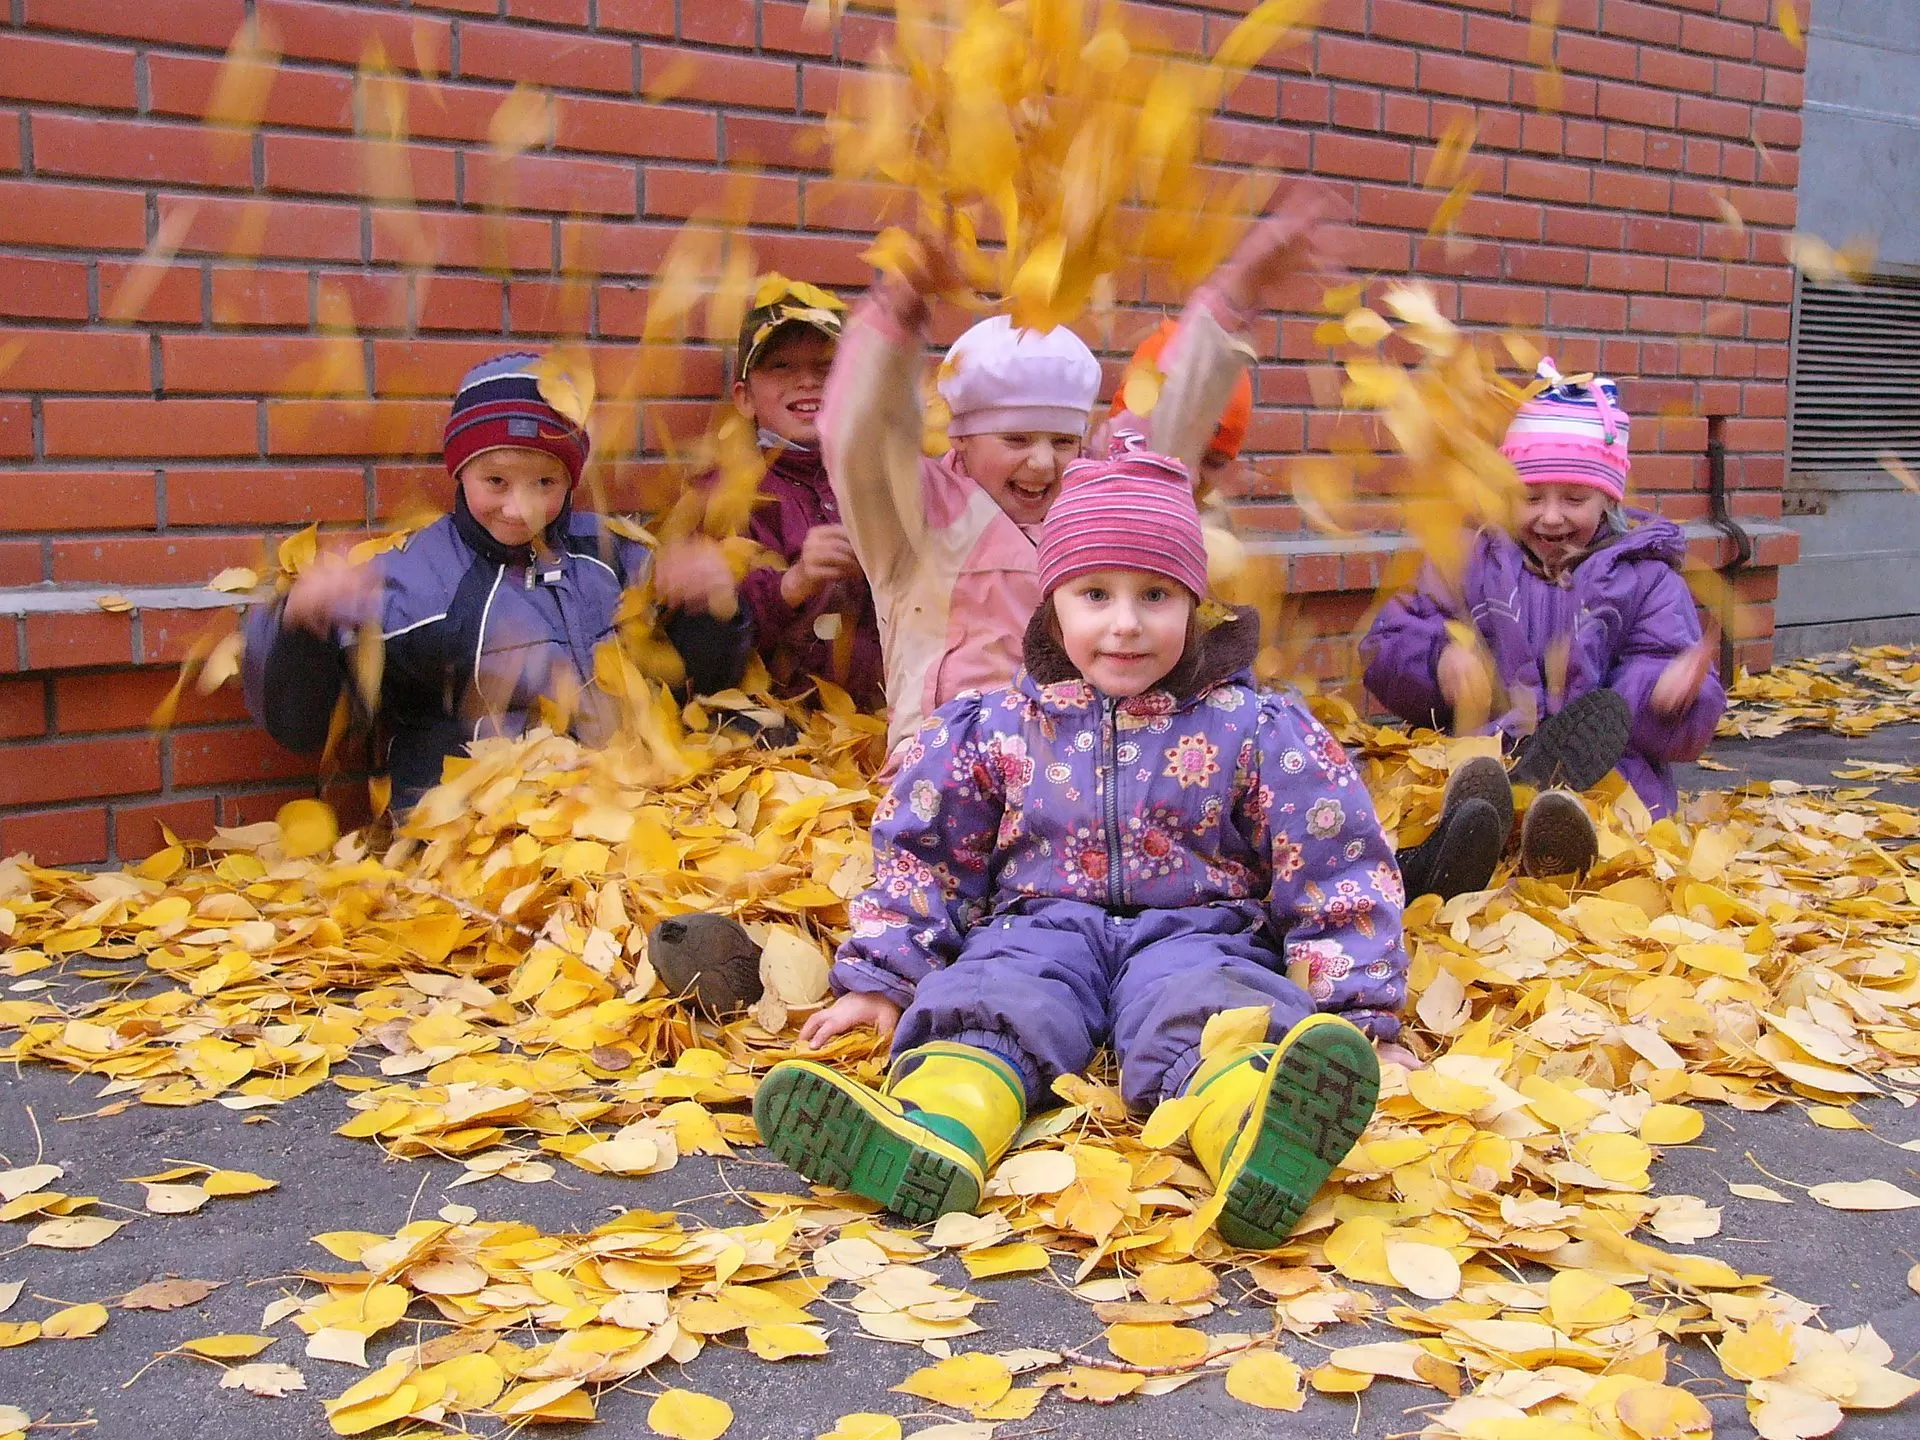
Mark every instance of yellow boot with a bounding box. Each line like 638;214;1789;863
1186;1014;1380;1250
754;1042;1026;1224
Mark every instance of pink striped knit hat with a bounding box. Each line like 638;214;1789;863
1037;444;1209;600
1500;358;1631;502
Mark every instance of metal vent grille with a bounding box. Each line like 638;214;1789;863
1790;271;1920;473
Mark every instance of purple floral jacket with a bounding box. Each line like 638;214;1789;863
831;608;1410;1040
1361;511;1726;817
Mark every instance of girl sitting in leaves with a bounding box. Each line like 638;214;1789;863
818;186;1342;755
755;450;1408;1247
1362;362;1726;899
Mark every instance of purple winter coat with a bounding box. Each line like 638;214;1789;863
832;607;1409;1045
1361;510;1726;817
734;445;884;711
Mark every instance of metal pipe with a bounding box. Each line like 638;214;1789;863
1705;415;1752;679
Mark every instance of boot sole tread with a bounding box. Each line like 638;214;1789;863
755;1065;980;1225
1219;1025;1380;1250
1510;689;1632;793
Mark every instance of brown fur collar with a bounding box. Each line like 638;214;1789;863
1021;600;1262;704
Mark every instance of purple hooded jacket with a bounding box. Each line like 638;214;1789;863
831;607;1410;1042
1361;511;1726;817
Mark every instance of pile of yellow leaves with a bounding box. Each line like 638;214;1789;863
4;681;1920;1437
832;0;1321;329
1722;644;1920;739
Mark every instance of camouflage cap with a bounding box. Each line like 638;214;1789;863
735;273;846;381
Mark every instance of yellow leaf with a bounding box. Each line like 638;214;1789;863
41;1302;109;1339
534;345;596;430
1805;1106;1865;1131
1199;1005;1272;1057
182;1333;277;1359
1777;0;1804;51
277;799;339;860
1138;1091;1206;1149
1137;1262;1217;1305
1384;1239;1461;1301
961;1242;1051;1280
203;1169;278;1197
209;566;259;593
648;1388;733;1440
745;1322;828;1361
1718;1317;1796;1381
1614;1383;1714;1438
1060;1367;1143;1403
1547;1269;1635;1331
1224;1350;1305;1411
1807;1178;1920;1211
893;1352;1013;1413
0;1322;42;1347
27;1216;124;1250
1106;1322;1209;1369
1638;1104;1705;1145
817;1418;902;1440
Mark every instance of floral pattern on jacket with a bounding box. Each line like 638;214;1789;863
831;610;1410;1040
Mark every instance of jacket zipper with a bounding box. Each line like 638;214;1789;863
1101;698;1125;909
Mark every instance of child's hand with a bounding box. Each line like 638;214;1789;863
1215;183;1347;314
799;991;902;1050
654;536;736;615
874;228;970;324
780;524;862;607
282;553;378;638
1651;639;1714;715
1437;642;1489;708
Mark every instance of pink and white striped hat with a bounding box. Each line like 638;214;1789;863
1500;358;1631;502
1036;444;1209;600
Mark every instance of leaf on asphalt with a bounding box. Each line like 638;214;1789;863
221;1363;307;1397
122;1277;225;1311
1806;1179;1920;1211
183;1333;276;1359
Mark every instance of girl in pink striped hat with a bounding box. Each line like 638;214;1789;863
755;446;1408;1250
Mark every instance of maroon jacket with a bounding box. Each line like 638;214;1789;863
739;445;884;711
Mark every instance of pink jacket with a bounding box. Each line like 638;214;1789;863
819;291;1254;753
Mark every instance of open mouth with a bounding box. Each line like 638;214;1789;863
1008;479;1052;502
789;400;820;416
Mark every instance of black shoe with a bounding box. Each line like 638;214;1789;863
1399;797;1504;901
1510;689;1631;794
1443;754;1515;835
1520;790;1598;879
649;914;764;1016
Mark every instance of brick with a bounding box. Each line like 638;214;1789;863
1625;216;1700;257
160;334;360;395
0;734;161;806
0;804;109;867
34;114;252;189
54;668;247;734
113;795;219;859
0;470;157;531
1638;47;1714;95
509;0;591;23
167;196;364;264
258;0;451;68
264;399;444;457
648;45;798;110
0;178;146;252
1506;157;1591;204
1645;132;1685;170
471;151;639;216
170;725;319;787
1558;32;1639;83
24;611;134;670
761;0;838;58
460;21;634;94
167;466;367;526
558;97;716;162
1417;51;1511;104
1593;169;1671;213
0;258;90;321
0;32;139;107
683;0;755;45
52;534;265;585
1597;81;1676;128
1506;245;1587;286
2;329;149;393
1280;78;1330;126
1372;0;1462;48
1630;295;1706;333
1312;132;1412;183
1605;1;1683;46
373;210;552;271
0;678;45;740
1678;95;1751;141
146;51;356;133
1606;128;1648;167
317;272;408;332
264;133;459;205
23;0;246;48
44;398;259;459
1462;13;1530;64
1459;283;1546;327
1330;86;1380;131
1680;13;1753;60
1548;291;1629;331
598;0;677;35
211;268;310;327
139;605;249;665
0;403;30;460
645;166;798;223
721;113;824;170
416;274;505;332
99;261;204;325
1544;206;1625;249
1317;35;1416;89
1590;253;1667;292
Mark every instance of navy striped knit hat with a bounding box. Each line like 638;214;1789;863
1500;358;1630;502
442;352;591;487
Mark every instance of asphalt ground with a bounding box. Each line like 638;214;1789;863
3;724;1919;1440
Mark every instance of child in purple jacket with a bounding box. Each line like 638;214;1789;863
727;276;885;711
1362;363;1724;892
755;450;1406;1249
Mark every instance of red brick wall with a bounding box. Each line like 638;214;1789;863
0;0;1806;863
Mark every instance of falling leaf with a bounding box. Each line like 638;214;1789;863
1777;0;1804;51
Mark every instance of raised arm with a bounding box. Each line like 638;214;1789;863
1605;566;1726;763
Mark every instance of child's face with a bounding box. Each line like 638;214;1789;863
954;430;1083;527
1516;483;1608;571
458;447;570;548
1052;568;1193;698
733;328;835;447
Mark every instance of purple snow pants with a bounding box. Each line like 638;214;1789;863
891;898;1317;1113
